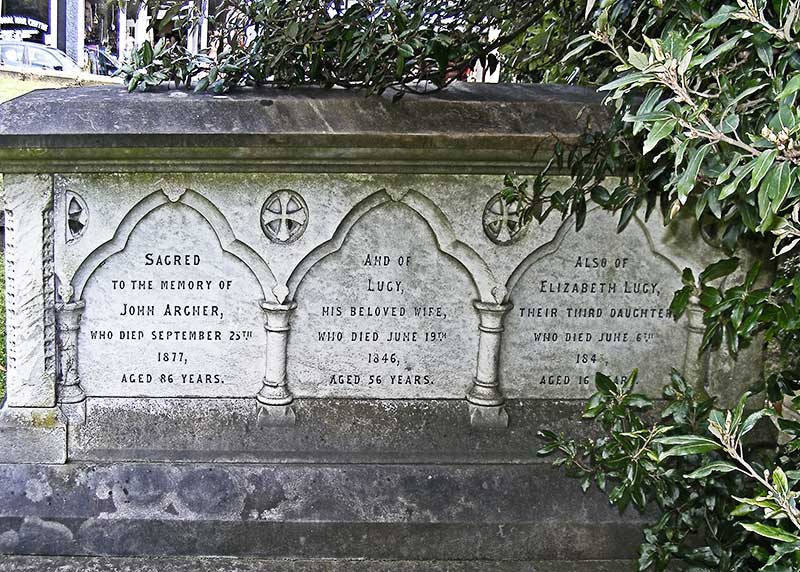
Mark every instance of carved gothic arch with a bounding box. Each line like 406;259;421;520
285;189;497;302
505;205;683;296
68;188;277;303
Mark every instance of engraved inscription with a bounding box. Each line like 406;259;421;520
288;204;478;398
77;204;265;398
502;215;688;397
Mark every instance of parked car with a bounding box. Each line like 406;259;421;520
84;45;120;76
0;40;80;73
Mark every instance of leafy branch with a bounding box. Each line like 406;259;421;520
660;392;800;568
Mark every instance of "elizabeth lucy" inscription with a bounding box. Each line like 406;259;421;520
510;254;675;389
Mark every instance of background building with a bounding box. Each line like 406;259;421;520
0;0;212;68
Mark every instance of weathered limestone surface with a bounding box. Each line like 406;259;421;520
3;175;56;408
66;398;601;463
0;407;65;463
0;84;762;567
0;83;605;142
37;171;720;407
502;207;690;398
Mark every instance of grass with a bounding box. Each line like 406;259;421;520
0;75;63;103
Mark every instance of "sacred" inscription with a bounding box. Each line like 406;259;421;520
77;205;265;398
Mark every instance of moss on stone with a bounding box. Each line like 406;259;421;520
31;410;58;429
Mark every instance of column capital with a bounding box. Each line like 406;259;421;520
260;300;298;313
473;300;514;313
57;300;85;332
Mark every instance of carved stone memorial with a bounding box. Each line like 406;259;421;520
0;85;761;569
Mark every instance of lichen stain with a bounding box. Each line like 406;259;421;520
30;410;58;428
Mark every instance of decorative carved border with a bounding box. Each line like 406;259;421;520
43;201;56;389
2;174;58;408
4;208;16;381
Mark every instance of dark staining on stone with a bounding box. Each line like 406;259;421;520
176;469;237;516
118;467;164;506
259;99;274;107
241;477;287;519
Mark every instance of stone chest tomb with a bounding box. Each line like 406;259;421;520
0;84;762;567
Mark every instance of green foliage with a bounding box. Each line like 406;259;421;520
592;1;800;253
671;258;800;401
540;371;791;571
497;1;598;84
121;0;561;95
661;390;800;570
527;3;800;569
497;0;800;393
120;36;210;91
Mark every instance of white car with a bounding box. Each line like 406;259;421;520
0;40;80;73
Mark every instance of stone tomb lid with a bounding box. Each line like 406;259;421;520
0;83;608;172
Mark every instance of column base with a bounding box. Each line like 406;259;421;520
465;381;505;408
60;400;87;425
468;404;509;429
256;378;293;406
257;403;297;427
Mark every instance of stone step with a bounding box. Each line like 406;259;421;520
0;556;636;572
0;462;647;561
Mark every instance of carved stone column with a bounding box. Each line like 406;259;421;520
682;295;708;391
57;300;86;424
467;301;513;429
257;300;297;427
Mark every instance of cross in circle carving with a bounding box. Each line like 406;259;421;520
261;190;309;244
482;193;524;245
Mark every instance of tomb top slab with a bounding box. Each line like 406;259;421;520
0;83;608;174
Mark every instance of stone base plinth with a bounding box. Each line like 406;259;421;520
67;398;609;464
0;406;67;464
0;461;647;561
